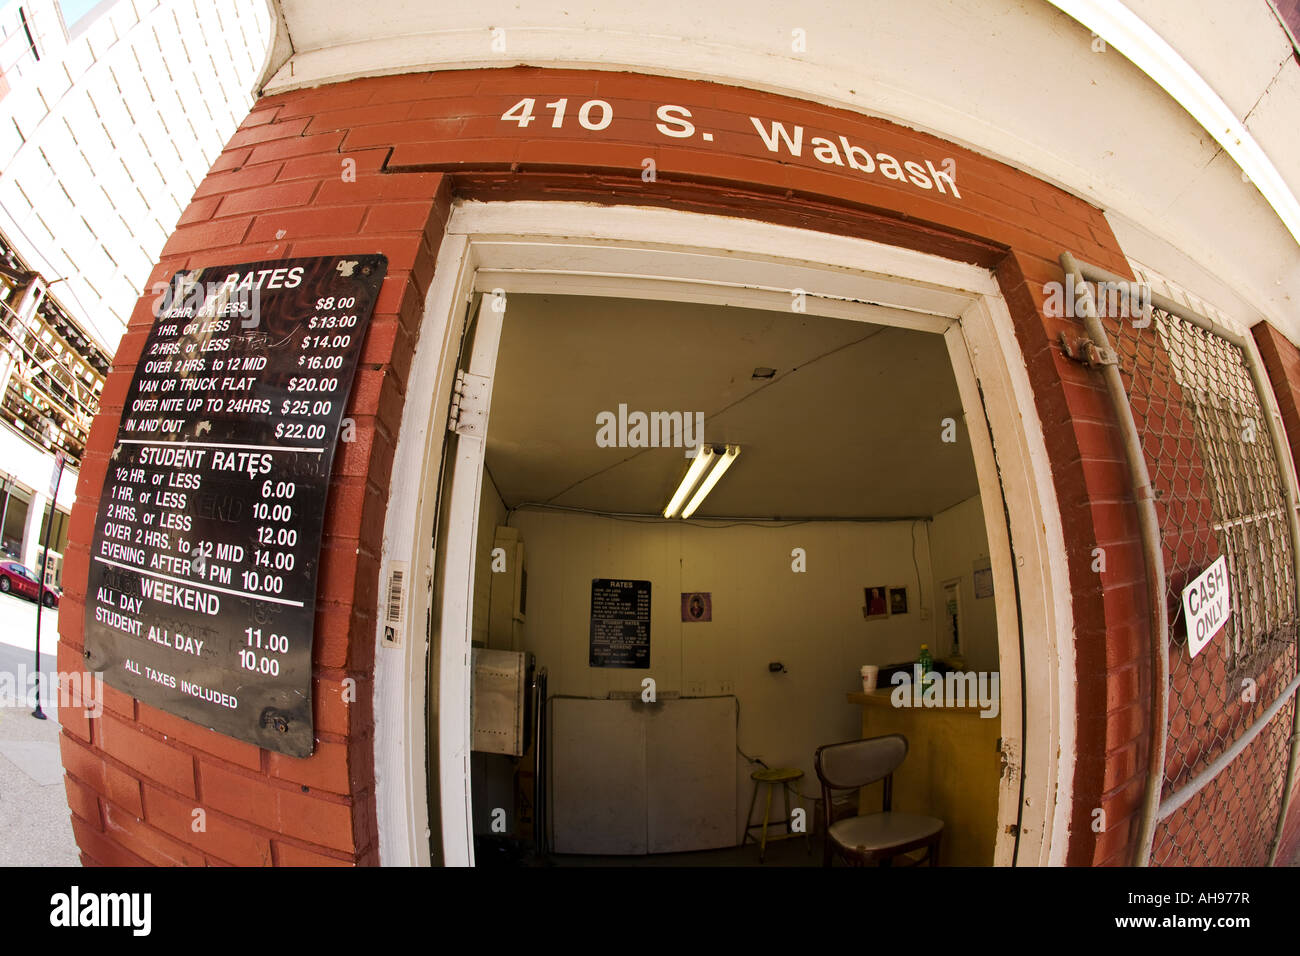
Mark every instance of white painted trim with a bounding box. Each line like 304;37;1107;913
435;298;504;868
943;324;1028;867
372;232;473;868
1047;0;1300;247
372;200;1074;866
958;292;1077;866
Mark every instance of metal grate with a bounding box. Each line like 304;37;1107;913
1086;265;1300;866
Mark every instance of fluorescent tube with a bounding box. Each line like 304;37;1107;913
663;445;715;519
681;445;740;519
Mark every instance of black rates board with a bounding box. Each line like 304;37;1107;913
84;255;386;757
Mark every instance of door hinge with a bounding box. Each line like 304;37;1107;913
1058;332;1117;368
447;368;491;436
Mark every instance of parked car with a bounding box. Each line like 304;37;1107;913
0;560;60;608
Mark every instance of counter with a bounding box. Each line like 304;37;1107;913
845;688;1000;865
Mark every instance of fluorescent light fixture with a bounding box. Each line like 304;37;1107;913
663;445;716;519
681;444;740;519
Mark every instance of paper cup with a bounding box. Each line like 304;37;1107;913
860;665;879;692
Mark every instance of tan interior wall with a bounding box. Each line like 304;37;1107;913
470;473;508;647
928;494;999;673
508;506;966;833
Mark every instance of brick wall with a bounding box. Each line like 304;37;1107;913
59;66;1148;865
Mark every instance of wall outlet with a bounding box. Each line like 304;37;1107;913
920;607;932;621
720;680;734;695
686;680;705;697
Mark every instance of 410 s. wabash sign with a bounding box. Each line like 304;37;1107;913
84;255;387;757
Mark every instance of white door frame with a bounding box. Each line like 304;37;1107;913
372;199;1076;867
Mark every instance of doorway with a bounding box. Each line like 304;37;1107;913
372;200;1073;867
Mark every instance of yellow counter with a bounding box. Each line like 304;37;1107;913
846;689;1000;866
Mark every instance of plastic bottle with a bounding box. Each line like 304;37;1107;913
918;643;933;691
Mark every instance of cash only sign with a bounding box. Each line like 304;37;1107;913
1182;554;1230;660
84;255;386;756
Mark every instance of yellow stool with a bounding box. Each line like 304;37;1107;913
743;767;809;862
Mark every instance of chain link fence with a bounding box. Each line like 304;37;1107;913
1097;280;1299;866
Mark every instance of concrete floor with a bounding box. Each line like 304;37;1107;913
0;592;80;867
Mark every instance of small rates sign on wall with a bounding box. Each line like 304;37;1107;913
590;578;651;668
84;255;386;757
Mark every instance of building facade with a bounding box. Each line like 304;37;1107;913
51;0;1300;866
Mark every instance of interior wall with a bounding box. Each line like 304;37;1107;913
470;472;508;647
928;495;999;673
509;506;955;841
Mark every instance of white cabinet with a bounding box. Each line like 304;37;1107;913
550;696;737;854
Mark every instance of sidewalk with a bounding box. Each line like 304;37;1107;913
0;593;80;866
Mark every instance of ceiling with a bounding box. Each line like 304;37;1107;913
484;294;980;520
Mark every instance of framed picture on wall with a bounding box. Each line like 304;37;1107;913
888;586;908;615
681;592;712;622
863;586;889;620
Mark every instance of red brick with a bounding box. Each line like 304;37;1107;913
314;676;363;736
196;761;283;828
1105;701;1147;751
141;783;272;866
57;695;92;743
239;104;283;128
268;738;352;794
100;801;203;865
321;476;368;540
276;787;356;852
246;131;346;165
64;774;102;829
104;763;144;817
59;732;106;792
362;201;435;234
71;816;149;866
289;233;424;272
305;102;414;135
161;217;253;257
100;681;135;720
1104;664;1142;712
193;163;282;199
177;194;222;226
1101;742;1141;799
277;147;389;182
136;701;263;772
98;714;196;797
226;116;311;149
275;840;355;866
334;419;380;479
246;205;366;242
316;172;444;206
312;602;354;670
215;179;319;218
208;147;252;173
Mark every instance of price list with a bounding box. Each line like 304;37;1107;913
589;578;652;669
84;255;386;756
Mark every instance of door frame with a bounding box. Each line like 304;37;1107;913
372;199;1076;866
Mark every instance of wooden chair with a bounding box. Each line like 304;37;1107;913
813;733;943;867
